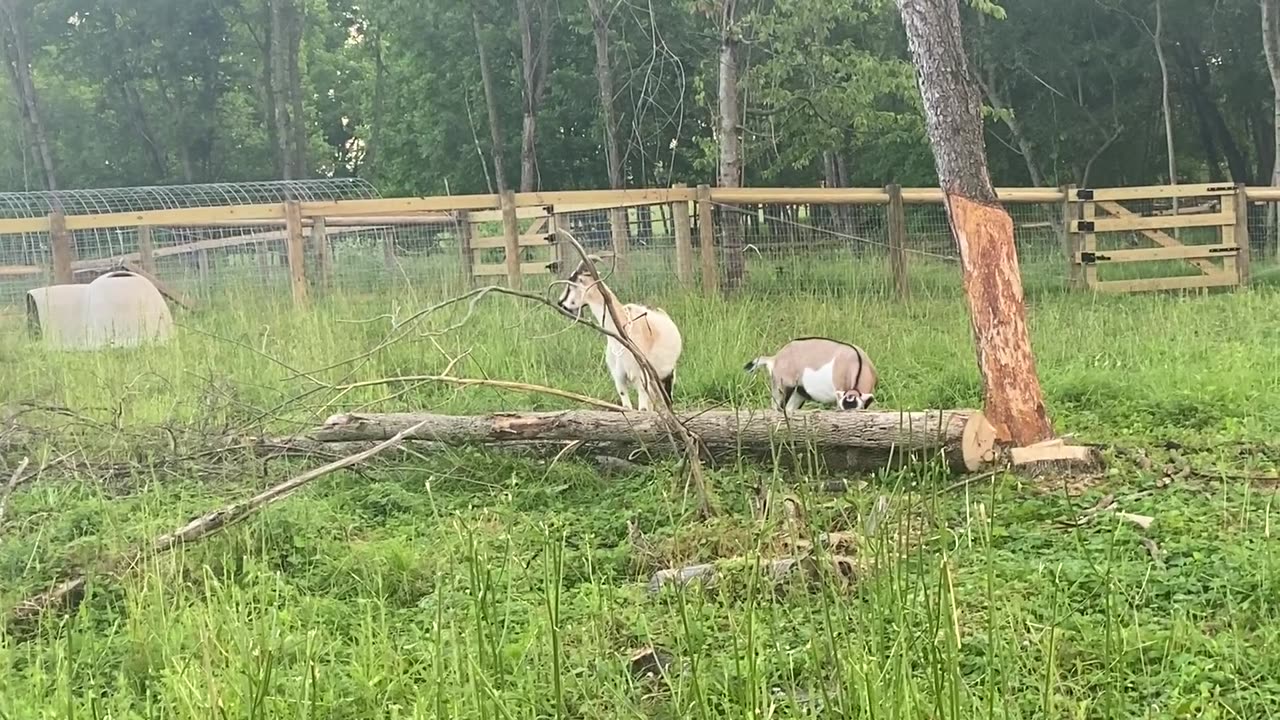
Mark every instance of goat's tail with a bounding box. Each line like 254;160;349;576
743;356;773;374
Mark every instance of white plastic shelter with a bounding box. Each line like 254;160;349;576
26;271;173;350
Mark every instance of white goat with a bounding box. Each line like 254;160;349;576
555;260;683;411
745;336;877;412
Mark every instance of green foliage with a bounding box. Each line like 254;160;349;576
0;0;1273;193
2;278;1280;715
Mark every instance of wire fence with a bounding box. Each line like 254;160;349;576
2;184;1274;319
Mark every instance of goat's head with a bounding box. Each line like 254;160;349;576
836;390;874;411
554;256;605;317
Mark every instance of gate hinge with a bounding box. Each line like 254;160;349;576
1075;188;1095;201
1076;220;1096;232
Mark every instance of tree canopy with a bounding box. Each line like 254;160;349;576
0;0;1273;195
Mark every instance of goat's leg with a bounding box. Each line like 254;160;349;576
614;379;634;409
770;385;787;411
636;380;652;411
607;351;633;410
784;388;806;412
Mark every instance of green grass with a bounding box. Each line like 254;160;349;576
2;262;1280;719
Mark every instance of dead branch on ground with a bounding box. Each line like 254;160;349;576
9;417;433;627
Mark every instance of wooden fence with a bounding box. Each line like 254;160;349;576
0;183;1274;306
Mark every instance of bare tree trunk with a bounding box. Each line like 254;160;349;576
585;0;630;262
269;0;293;180
895;0;1054;447
978;73;1045;186
365;29;385;180
517;0;552;192
717;0;745;291
586;0;623;190
0;0;58;192
1152;0;1177;219
286;0;307;178
1263;0;1280;256
473;10;509;193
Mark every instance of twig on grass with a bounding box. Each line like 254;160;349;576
0;458;31;527
8;417;434;627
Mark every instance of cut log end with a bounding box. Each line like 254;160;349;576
961;411;999;471
1008;438;1104;476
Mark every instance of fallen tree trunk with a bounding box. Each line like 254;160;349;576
314;409;998;474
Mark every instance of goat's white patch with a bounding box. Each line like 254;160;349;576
800;360;839;404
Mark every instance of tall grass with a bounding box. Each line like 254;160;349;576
1;270;1280;718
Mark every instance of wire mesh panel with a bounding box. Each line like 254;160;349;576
551;203;682;296
0;179;382;311
704;199;1068;300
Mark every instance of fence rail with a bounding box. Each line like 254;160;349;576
1;183;1276;309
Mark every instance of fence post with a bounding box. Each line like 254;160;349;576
549;206;569;276
1062;184;1081;289
382;225;397;271
49;210;73;284
1235;184;1251;286
885;184;910;300
608;206;629;274
284;200;309;307
456;210;476;287
500;190;521;288
672;183;694;286
311;216;332;293
196;249;211;287
136;225;157;276
696;184;718;295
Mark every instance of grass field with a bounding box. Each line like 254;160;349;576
2;259;1280;719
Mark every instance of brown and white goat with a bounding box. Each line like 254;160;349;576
555;261;683;411
744;336;877;411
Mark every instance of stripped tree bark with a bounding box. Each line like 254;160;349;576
473;9;509;193
895;0;1055;447
516;0;552;192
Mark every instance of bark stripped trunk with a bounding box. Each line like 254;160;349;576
516;0;551;192
895;0;1053;446
0;0;58;192
716;0;745;291
1263;0;1280;256
472;10;509;193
